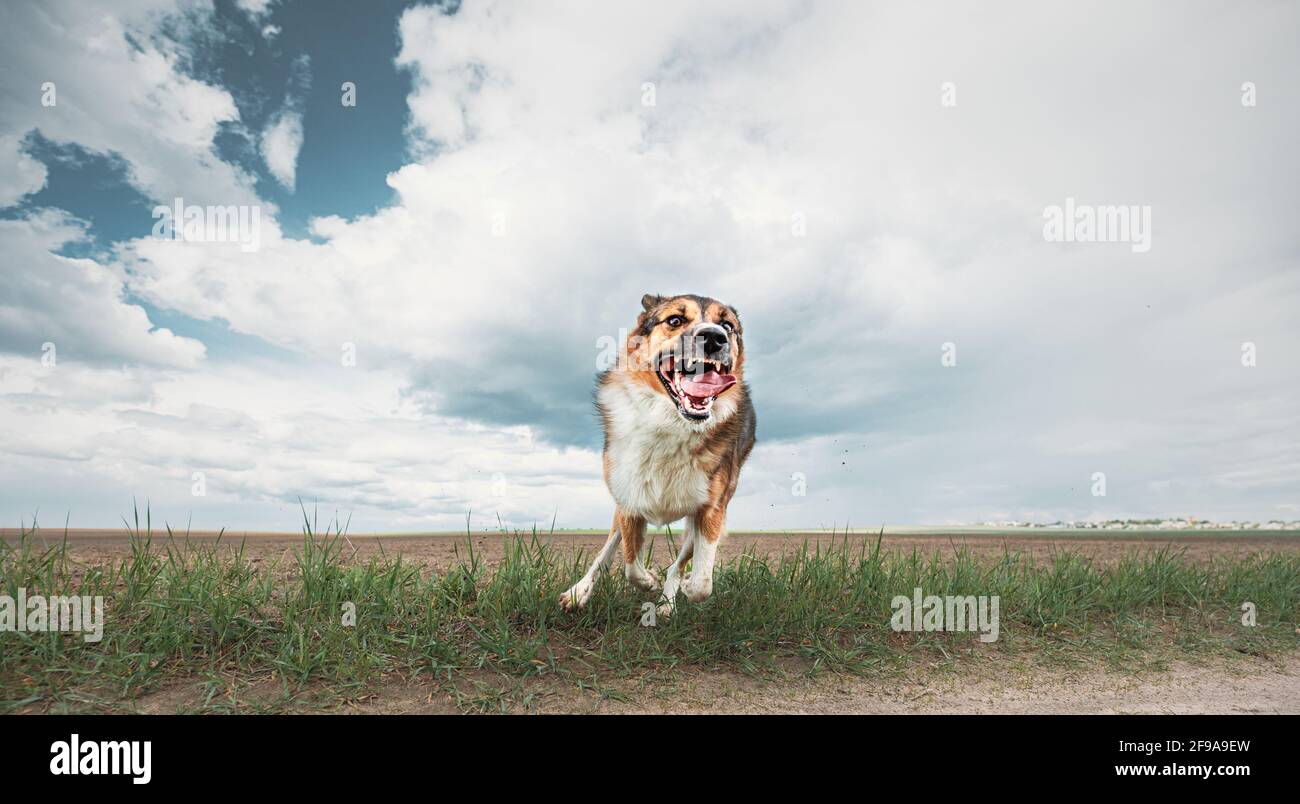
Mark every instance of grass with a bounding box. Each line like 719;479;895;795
1;506;1297;713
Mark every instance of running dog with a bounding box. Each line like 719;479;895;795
560;293;756;617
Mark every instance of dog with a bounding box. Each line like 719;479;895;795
560;293;756;617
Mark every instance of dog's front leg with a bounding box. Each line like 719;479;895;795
620;513;659;592
681;508;723;603
560;521;622;610
657;518;695;618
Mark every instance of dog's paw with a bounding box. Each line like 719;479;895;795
681;574;713;603
625;564;660;593
559;578;594;610
656;601;676;620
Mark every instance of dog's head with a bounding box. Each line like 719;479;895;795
626;293;746;424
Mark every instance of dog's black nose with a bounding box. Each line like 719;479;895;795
699;327;728;355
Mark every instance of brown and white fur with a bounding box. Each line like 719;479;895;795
560;294;756;617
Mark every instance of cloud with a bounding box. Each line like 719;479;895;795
0;211;206;369
0;135;48;207
0;0;261;210
260;110;304;190
235;0;277;24
259;53;310;192
0;1;238;369
0;2;216;378
0;353;604;531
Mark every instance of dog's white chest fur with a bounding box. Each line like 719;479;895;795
599;378;713;526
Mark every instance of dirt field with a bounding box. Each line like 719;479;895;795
7;527;1297;714
8;527;1299;571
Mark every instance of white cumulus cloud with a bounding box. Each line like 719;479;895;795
0;135;48;207
0;210;206;369
260;110;304;191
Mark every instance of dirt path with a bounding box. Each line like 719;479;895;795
638;654;1300;714
332;652;1300;715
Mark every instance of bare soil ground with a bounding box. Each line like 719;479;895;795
339;653;1300;715
8;528;1298;714
8;528;1299;571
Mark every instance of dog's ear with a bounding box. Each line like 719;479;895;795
640;294;664;312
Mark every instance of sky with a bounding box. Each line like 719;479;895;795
0;0;1297;533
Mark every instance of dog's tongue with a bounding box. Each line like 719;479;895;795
680;370;736;400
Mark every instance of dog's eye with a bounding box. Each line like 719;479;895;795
665;315;685;328
721;321;735;333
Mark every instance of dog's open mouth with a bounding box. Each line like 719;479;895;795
656;354;737;420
